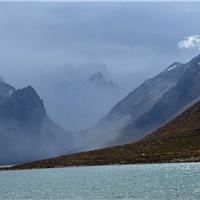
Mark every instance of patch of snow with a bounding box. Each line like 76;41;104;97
165;63;179;72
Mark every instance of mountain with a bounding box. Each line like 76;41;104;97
10;98;200;169
84;72;119;94
121;55;200;143
0;78;15;104
0;81;75;164
88;72;105;83
45;72;122;132
76;55;200;150
88;72;119;90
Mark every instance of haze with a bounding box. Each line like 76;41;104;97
0;2;200;131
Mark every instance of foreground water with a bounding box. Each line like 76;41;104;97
1;163;200;200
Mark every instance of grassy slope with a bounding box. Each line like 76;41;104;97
6;100;200;170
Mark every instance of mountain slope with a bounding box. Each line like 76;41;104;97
11;99;200;169
0;83;75;164
77;55;200;150
0;78;15;104
119;54;200;143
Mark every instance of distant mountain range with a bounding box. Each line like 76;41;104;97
0;80;74;164
76;55;200;151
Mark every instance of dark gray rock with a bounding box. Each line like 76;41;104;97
0;84;75;164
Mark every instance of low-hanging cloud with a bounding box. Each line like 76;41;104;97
1;2;200;131
178;35;200;50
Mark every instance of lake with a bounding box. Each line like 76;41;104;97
0;163;200;199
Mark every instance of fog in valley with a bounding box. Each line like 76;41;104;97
0;2;200;134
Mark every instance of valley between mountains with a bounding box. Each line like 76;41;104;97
6;97;200;170
1;54;200;169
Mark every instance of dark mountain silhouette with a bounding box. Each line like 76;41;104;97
0;82;74;164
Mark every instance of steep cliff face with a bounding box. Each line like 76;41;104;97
0;86;46;127
0;84;74;164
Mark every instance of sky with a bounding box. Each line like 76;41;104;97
0;2;200;88
0;2;200;130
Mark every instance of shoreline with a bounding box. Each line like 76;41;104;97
1;157;200;172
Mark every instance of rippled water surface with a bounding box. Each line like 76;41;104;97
1;163;200;199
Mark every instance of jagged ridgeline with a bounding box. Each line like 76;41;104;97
0;80;75;164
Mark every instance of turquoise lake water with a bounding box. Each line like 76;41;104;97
1;163;200;199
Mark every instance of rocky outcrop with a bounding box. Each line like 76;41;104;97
0;83;74;164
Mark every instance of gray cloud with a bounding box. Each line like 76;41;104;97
0;2;200;130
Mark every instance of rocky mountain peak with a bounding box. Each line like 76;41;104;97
0;82;75;164
88;72;119;91
89;72;105;82
0;79;16;104
17;85;39;97
0;85;46;126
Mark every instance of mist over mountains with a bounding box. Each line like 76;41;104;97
19;94;200;169
76;54;200;151
39;67;123;132
0;80;74;164
1;54;200;165
0;68;122;164
1;2;200;169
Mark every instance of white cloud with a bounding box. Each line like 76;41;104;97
178;35;200;49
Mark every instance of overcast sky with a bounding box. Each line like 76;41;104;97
0;2;200;92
